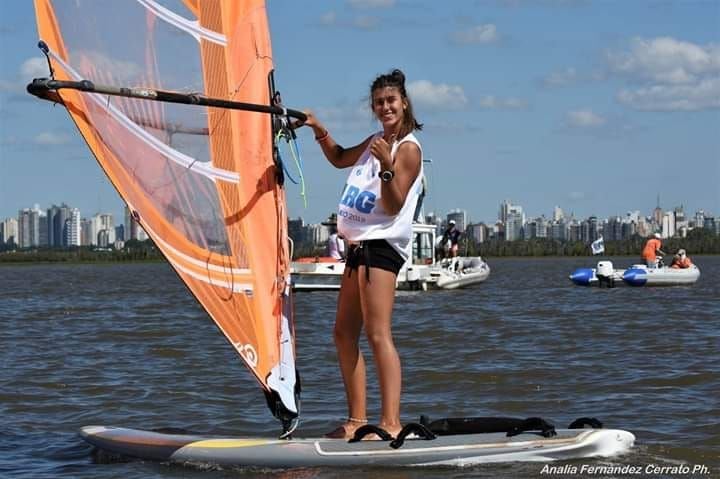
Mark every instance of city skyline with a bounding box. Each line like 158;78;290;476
1;1;718;227
2;194;716;225
3;195;715;247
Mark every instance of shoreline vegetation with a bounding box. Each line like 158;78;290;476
1;230;718;264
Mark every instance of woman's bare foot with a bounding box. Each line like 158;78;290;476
324;418;368;439
379;422;402;440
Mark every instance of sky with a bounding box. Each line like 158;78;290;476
1;0;719;227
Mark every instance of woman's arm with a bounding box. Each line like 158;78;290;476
302;111;373;169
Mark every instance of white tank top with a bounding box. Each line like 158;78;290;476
337;132;423;261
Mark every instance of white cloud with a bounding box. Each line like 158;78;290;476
566;109;606;127
606;36;720;111
543;67;579;87
451;24;499;45
617;77;720;112
21;57;50;79
407;80;468;110
607;36;720;85
33;132;71;146
0;80;17;93
479;95;528;110
319;11;337;26
348;0;394;8
352;15;380;30
316;104;373;133
0;57;50;94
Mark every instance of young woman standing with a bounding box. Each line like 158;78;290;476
302;69;423;439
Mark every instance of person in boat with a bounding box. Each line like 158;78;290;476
641;232;667;268
323;214;346;261
670;249;693;269
327;225;346;261
301;69;423;440
441;220;461;258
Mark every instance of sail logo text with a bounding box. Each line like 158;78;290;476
233;342;258;368
340;185;375;214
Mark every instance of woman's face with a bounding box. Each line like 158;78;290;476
371;86;406;130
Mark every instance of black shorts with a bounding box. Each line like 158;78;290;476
346;239;405;277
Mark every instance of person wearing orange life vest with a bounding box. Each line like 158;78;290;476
671;249;693;269
641;232;667;268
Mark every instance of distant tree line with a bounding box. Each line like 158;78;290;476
0;239;164;263
463;228;720;257
2;229;718;264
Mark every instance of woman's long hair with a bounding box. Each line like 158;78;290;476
370;69;423;139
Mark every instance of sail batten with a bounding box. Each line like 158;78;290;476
31;0;300;432
45;47;241;184
136;0;228;45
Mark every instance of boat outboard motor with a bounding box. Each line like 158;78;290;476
596;261;615;288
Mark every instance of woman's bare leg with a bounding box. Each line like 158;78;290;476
327;270;367;438
358;265;402;437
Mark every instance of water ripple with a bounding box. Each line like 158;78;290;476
1;257;718;477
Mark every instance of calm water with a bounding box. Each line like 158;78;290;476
1;256;718;478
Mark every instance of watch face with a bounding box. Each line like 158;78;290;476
381;170;394;181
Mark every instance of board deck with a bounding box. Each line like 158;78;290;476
80;425;635;467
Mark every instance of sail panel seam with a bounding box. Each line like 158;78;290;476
142;219;251;277
136;0;227;45
48;49;239;184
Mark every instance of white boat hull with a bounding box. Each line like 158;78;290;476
428;257;491;290
570;261;700;287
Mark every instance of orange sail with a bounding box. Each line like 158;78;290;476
31;0;300;432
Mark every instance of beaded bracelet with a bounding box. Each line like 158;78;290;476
315;129;329;142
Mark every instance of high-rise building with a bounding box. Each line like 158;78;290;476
552;206;565;222
1;217;19;246
652;195;663;227
47;203;72;247
306;223;328;246
606;216;623;241
18;207;43;248
467;223;488;243
525;216;548;239
549;220;568;241
580;216;600;242
81;218;93;245
65;208;81;246
637;216;652;237
288;217;306;246
499;200;524;224
505;212;524;241
661;212;675;238
674;205;685;224
124;206;133;241
621;221;637;239
115;225;125;244
92;213;115;245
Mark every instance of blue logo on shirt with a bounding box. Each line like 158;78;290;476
340;185;376;214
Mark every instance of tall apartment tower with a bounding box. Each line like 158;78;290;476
65;208;82;246
18;207;42;248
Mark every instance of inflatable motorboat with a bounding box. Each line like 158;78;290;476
428;256;490;290
570;260;700;287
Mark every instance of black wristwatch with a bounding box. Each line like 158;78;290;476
379;169;394;182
